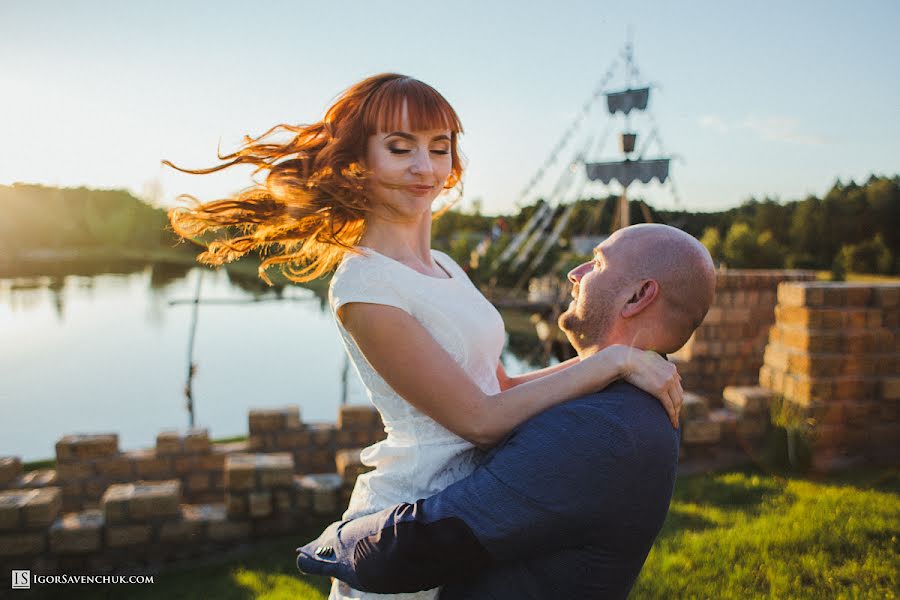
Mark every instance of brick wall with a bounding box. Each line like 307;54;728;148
759;282;900;469
0;404;383;576
672;269;818;402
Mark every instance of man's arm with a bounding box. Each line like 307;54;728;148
297;395;644;593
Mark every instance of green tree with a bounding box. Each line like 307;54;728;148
700;227;722;262
839;234;894;274
722;222;757;268
756;230;788;268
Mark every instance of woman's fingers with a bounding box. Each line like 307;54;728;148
655;385;677;428
629;352;683;428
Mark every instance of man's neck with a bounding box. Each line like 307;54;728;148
575;340;667;361
575;343;606;360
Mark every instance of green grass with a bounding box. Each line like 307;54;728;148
33;468;898;599
632;467;899;599
39;519;335;600
211;435;250;445
22;458;55;472
816;270;900;283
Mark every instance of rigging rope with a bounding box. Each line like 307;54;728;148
512;56;621;206
493;201;552;267
643;109;682;207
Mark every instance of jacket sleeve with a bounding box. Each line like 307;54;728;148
297;397;640;593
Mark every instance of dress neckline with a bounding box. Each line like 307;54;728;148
356;246;455;281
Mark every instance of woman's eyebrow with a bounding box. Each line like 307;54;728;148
383;131;415;141
382;132;451;142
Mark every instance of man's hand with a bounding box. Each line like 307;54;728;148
296;521;355;582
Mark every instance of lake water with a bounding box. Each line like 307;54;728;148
1;261;540;462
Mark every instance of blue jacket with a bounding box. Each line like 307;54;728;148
296;381;680;599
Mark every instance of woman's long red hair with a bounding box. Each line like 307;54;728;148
163;73;464;284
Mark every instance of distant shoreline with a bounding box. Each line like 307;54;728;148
0;246;333;294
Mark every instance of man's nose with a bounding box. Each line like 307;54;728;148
567;262;590;284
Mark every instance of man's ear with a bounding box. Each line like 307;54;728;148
621;280;660;318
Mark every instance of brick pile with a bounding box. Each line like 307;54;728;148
52;431;234;513
0;488;62;562
54;434;122;512
40;405;384;515
224;453;297;535
677;386;772;462
248;405;386;475
0;403;389;574
671;269;817;401
759;282;900;468
335;448;373;508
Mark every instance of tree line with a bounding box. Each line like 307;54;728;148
0;183;185;254
433;174;900;281
3;175;897;279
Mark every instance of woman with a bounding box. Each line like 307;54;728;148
165;73;682;599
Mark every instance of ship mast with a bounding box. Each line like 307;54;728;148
584;37;671;231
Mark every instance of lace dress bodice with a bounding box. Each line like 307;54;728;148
327;246;506;600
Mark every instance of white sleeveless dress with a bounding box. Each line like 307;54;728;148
327;246;506;600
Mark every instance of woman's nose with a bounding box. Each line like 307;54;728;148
409;150;434;176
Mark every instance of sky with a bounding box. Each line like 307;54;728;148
1;0;898;216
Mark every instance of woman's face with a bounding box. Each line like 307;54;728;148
363;109;453;219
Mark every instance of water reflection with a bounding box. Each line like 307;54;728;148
0;259;548;462
148;261;192;291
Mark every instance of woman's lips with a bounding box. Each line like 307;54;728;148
407;185;433;194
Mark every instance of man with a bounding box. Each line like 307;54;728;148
297;224;717;598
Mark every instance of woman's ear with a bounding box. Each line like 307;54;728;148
621;280;660;318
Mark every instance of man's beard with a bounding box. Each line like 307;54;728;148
558;292;616;354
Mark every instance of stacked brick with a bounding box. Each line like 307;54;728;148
759;282;900;468
53;431;240;513
296;474;343;516
671;270;817;402
677;385;773;464
224;453;302;535
0;466;348;574
248;405;385;475
718;386;773;446
0;487;62;563
249;407;337;474
335;448;373;507
155;429;226;506
0;457;23;489
101;480;183;559
0;404;390;573
54;434;122;512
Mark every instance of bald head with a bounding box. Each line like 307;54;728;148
559;224;717;355
613;224;716;350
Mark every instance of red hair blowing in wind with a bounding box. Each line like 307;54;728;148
163;73;464;284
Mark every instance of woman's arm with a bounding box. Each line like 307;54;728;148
496;357;581;391
340;303;681;449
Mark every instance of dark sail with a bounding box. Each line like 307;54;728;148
605;87;650;115
584;158;670;187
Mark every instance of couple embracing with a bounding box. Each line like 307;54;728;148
168;74;716;599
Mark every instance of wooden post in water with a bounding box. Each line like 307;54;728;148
340;353;349;406
184;269;202;428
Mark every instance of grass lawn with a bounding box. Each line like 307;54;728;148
37;467;898;599
816;270;900;283
632;467;899;599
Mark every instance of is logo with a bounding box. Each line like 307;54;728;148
12;570;31;589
